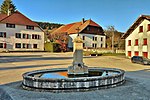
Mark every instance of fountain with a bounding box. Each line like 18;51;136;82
22;34;125;92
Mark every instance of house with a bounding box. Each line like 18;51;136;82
0;11;44;52
122;15;150;58
51;18;106;50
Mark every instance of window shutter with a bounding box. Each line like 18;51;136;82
4;32;6;38
4;43;6;48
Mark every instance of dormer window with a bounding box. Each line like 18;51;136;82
139;26;143;33
6;23;15;28
26;25;34;30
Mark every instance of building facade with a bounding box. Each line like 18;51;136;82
51;19;106;49
122;15;150;58
0;11;44;52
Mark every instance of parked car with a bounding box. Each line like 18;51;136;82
131;56;150;65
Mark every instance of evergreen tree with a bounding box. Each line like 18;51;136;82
0;0;16;14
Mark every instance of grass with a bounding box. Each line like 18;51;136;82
83;51;125;56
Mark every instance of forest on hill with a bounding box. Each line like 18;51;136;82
35;21;63;30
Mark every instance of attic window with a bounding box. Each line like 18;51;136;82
139;26;143;33
6;23;15;28
147;24;150;31
87;27;90;31
26;25;34;30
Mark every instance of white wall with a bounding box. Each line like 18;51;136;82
126;19;150;58
68;33;106;48
0;23;44;51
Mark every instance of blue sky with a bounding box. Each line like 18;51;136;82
0;0;150;32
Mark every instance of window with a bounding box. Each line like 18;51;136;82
83;43;85;47
0;32;6;38
134;51;139;56
23;43;29;48
135;39;138;46
92;43;95;48
128;40;131;46
95;44;97;48
0;43;3;48
95;37;97;41
83;36;85;40
32;34;39;39
33;44;37;48
143;38;147;45
92;43;97;48
6;23;15;28
15;33;21;38
15;43;21;48
128;51;131;57
93;37;97;41
26;25;34;30
101;44;103;48
143;52;148;58
139;26;143;33
147;24;150;31
87;27;90;31
23;34;29;39
101;37;103;41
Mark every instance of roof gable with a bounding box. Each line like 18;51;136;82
51;19;103;35
0;11;38;27
122;15;150;39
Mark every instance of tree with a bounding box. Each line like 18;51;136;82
0;0;16;15
105;26;125;52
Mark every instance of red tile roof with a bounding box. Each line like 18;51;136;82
0;14;7;21
0;11;38;27
122;15;150;39
51;19;103;35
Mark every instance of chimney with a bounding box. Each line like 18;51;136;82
82;18;85;24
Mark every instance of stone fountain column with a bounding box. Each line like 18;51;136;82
68;35;88;77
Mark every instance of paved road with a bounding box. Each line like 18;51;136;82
0;52;150;100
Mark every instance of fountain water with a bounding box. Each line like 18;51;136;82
22;35;125;92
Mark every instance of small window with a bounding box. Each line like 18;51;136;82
83;36;85;40
128;51;131;57
23;43;29;48
135;39;138;46
95;44;97;48
83;43;85;47
134;51;139;56
147;24;150;31
6;23;15;28
95;37;97;41
0;32;6;38
26;25;34;30
101;37;103;41
92;43;95;48
87;27;90;31
139;26;143;33
101;44;103;48
15;33;21;38
143;38;147;45
0;43;3;48
33;44;37;48
128;40;131;46
15;43;21;48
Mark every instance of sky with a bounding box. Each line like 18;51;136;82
0;0;150;32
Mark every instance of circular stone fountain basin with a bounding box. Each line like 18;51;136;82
22;68;125;92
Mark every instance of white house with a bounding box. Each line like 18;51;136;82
122;15;150;58
0;11;44;52
51;19;106;49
